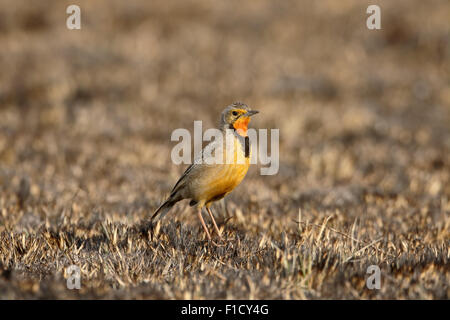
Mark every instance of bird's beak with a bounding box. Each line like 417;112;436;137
245;110;259;117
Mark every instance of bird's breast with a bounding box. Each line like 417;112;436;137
191;134;250;204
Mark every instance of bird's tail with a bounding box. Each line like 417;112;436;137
150;196;178;223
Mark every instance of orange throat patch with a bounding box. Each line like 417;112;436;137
233;116;250;136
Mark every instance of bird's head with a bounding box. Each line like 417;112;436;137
220;102;259;136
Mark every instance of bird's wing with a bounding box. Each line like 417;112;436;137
170;141;223;197
169;163;194;196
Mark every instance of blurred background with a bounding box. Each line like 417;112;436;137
0;0;448;299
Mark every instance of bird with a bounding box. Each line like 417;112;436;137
150;102;259;242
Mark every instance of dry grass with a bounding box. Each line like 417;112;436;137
0;0;449;299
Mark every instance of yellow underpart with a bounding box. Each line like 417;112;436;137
192;135;250;206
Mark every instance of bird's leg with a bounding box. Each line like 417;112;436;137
206;207;224;241
197;208;212;241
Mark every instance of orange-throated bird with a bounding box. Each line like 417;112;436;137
150;102;258;241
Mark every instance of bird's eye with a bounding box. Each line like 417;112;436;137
232;111;239;116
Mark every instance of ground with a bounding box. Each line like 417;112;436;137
0;0;449;299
